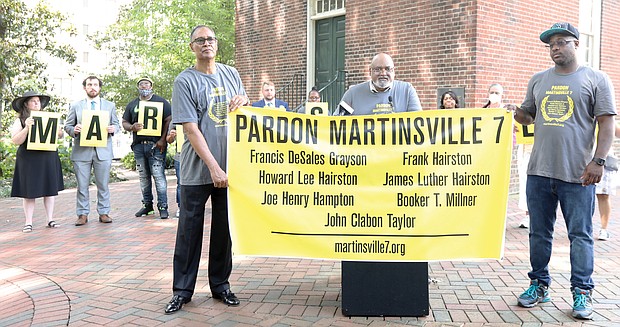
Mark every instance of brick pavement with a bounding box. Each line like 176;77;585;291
0;173;619;326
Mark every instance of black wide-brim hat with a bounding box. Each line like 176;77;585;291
11;91;51;112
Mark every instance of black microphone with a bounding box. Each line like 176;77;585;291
388;96;393;109
338;101;354;115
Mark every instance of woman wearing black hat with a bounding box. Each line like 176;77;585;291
10;91;65;232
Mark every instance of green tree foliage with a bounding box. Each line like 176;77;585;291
0;0;76;134
94;0;235;109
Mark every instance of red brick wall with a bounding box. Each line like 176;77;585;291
235;0;620;110
235;1;308;103
236;1;619;193
601;0;620;169
343;0;478;110
601;0;620;110
474;0;578;107
235;0;597;109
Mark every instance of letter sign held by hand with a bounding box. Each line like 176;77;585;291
138;101;163;136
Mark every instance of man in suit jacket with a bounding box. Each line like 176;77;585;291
251;81;290;111
64;75;120;226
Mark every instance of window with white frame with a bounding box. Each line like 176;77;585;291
314;0;345;15
579;0;601;69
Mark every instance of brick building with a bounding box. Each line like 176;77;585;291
235;0;619;112
236;0;620;193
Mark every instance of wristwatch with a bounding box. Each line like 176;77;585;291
592;157;606;166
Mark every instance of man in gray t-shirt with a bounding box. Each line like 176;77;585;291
512;22;616;321
337;53;422;115
164;25;250;315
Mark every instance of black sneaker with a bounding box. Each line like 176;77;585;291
135;204;155;217
159;207;169;219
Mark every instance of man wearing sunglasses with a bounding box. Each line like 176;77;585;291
511;22;616;320
164;24;249;314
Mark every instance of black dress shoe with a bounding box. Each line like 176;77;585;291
212;289;240;306
164;295;191;314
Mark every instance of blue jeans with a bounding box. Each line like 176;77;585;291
174;159;180;205
133;142;167;209
526;175;595;290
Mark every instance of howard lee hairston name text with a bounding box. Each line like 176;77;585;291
258;170;358;185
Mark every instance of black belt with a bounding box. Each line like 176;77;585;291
138;140;155;145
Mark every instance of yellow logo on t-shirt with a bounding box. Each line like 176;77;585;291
541;85;574;126
373;103;394;115
207;87;228;127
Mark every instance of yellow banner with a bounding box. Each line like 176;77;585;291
304;102;329;116
175;124;184;153
515;123;534;144
228;107;513;261
27;111;62;151
80;110;109;147
137;101;164;136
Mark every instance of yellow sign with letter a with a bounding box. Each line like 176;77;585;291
228;107;513;262
80;110;109;147
137;101;164;136
27;111;62;151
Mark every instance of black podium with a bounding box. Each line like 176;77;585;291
341;261;429;316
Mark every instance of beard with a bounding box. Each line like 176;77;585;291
372;79;392;90
87;89;101;98
552;53;576;67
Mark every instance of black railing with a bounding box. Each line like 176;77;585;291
276;73;306;111
318;70;348;114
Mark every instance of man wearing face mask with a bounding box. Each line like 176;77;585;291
337;52;422;115
483;84;531;228
483;84;504;108
122;77;172;219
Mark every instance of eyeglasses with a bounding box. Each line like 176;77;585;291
192;36;218;46
371;66;395;74
308;96;321;101
545;39;574;48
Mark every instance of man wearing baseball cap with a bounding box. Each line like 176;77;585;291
510;22;616;320
122;77;172;219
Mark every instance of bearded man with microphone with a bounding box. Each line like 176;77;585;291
336;53;427;317
337;53;422;115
